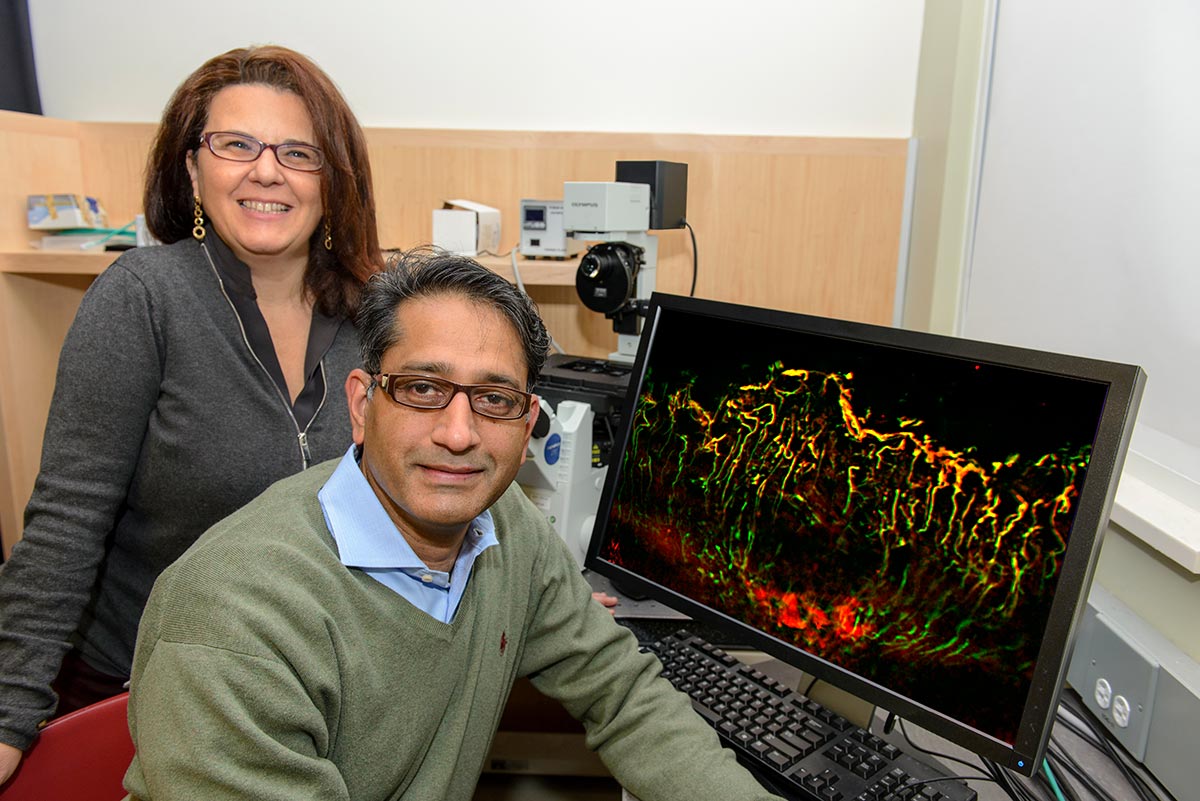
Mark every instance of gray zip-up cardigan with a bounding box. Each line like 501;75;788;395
0;238;360;749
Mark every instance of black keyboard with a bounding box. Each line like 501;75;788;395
618;616;751;651
643;629;978;801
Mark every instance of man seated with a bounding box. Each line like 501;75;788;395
122;249;782;801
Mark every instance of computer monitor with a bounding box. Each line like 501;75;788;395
584;293;1145;776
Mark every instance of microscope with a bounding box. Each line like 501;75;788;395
517;162;687;566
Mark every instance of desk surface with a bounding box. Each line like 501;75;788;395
588;571;1149;801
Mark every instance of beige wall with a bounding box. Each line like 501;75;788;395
906;1;1200;666
903;0;993;335
1095;524;1200;661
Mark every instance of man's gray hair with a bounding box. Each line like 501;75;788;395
356;248;551;391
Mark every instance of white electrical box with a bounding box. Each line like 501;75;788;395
519;199;582;258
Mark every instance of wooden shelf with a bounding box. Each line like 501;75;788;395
0;250;116;275
0;249;580;286
472;254;579;287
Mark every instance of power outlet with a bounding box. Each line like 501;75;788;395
1067;585;1200;801
1078;611;1160;759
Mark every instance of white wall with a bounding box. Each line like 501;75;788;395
968;1;1199;445
963;0;1200;616
964;2;1200;512
28;0;923;136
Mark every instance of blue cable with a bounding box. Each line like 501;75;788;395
1043;758;1068;801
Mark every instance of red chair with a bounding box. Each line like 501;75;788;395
0;692;133;801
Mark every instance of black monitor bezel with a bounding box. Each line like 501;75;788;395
584;292;1145;776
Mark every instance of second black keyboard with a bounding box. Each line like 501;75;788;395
643;629;978;801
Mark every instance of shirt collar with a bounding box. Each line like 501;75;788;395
318;446;497;570
203;228;342;368
201;231;344;426
203;229;256;300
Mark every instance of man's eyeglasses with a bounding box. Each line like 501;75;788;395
198;132;324;172
375;374;534;420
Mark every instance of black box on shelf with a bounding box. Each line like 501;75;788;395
615;160;688;230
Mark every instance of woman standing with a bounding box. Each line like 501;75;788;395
0;45;382;783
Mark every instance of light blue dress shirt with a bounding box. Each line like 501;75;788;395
317;446;498;623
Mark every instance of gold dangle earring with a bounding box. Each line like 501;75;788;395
192;196;206;242
323;219;332;251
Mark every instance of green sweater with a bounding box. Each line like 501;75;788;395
123;460;780;801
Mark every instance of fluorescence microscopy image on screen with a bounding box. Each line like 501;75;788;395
598;310;1111;746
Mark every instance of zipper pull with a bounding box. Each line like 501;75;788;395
298;431;312;468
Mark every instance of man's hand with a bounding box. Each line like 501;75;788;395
591;591;619;615
0;741;23;786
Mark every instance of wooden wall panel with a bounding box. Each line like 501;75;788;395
0;115;87;251
69;124;908;330
367;131;906;318
0;273;95;554
1;111;908;554
77;122;157;227
363;128;907;355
